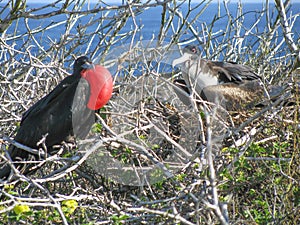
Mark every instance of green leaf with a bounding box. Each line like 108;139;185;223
62;199;78;215
13;204;30;215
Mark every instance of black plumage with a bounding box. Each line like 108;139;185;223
0;56;100;179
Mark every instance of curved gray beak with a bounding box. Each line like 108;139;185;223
172;53;191;68
82;61;95;70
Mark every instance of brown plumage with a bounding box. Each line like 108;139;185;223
172;45;270;109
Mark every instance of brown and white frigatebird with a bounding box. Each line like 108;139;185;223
172;45;273;109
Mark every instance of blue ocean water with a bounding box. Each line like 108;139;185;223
1;2;300;66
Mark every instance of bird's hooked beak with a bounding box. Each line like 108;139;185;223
172;53;192;68
81;61;95;70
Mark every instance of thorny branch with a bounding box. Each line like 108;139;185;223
0;0;299;224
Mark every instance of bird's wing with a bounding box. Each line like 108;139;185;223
207;61;261;83
21;75;78;124
16;76;92;148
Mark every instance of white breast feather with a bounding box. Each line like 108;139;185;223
184;62;218;92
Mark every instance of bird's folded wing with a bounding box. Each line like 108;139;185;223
207;61;261;83
21;75;79;124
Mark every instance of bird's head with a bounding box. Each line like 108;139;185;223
73;56;94;73
172;45;200;68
